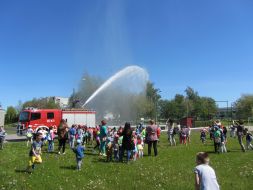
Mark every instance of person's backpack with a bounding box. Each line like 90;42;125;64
214;131;221;143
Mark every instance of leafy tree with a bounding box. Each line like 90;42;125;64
5;106;18;124
235;95;253;119
22;97;60;109
145;82;161;119
159;87;217;120
199;97;217;119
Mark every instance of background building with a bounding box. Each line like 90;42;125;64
52;96;69;109
0;107;5;127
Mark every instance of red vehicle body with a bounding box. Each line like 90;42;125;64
18;108;96;132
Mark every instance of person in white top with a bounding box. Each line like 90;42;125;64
194;152;220;190
166;119;176;146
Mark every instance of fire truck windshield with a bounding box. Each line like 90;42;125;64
19;112;29;122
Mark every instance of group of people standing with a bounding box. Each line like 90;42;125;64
199;119;253;153
99;119;161;162
166;119;191;146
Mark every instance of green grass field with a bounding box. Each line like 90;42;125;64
0;132;252;190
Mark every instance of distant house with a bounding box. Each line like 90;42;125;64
52;96;69;109
216;107;232;118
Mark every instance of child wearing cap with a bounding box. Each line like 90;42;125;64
72;139;85;170
194;152;220;190
27;132;43;172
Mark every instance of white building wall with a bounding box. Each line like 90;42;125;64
0;109;5;127
62;112;96;127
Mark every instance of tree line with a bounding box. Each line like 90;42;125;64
4;75;253;124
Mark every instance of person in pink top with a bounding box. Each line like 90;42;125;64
146;120;159;156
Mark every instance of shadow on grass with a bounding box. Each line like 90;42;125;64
42;151;60;155
15;169;31;174
60;165;76;170
85;152;99;156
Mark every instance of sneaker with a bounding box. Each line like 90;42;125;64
58;151;61;155
62;152;66;155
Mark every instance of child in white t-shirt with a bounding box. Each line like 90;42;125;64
194;152;220;190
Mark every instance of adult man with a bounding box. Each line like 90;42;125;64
235;120;246;152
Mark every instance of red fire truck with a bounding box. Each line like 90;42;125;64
18;108;96;132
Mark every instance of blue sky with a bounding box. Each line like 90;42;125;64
1;0;253;109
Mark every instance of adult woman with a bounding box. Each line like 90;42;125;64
120;122;133;162
99;120;108;156
146;120;159;156
57;119;68;155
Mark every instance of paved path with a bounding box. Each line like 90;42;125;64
5;134;26;142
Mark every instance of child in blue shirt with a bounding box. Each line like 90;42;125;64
245;128;253;150
27;132;43;172
72;139;85;171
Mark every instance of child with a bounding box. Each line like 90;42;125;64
245;128;253;150
137;135;144;158
118;135;123;159
220;129;227;153
40;127;48;146
200;129;206;144
132;134;138;161
113;135;119;161
76;126;84;143
72;139;85;171
186;126;191;144
26;126;34;147
27;132;43;172
0;126;6;150
106;137;113;162
213;127;221;153
69;125;76;149
93;130;100;153
47;126;55;152
194;152;220;190
180;127;187;145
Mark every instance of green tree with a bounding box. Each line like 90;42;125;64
235;95;253;119
145;82;161;119
5;106;18;124
22;97;60;109
159;87;217;121
199;97;217;119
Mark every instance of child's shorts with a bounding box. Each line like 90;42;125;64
29;156;42;166
137;144;143;150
